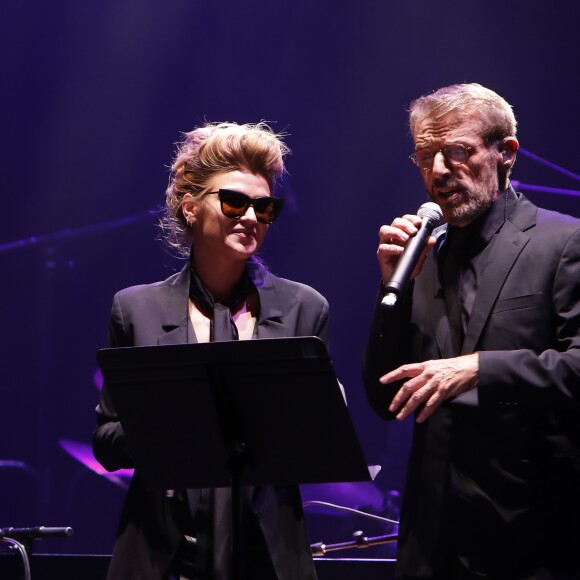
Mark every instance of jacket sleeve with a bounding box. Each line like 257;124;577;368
313;295;330;349
363;284;416;420
92;292;136;472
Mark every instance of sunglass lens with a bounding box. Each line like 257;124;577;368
253;198;284;224
219;190;248;218
217;189;284;224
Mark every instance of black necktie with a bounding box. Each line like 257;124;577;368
188;265;251;342
186;264;254;578
441;228;485;354
442;233;465;355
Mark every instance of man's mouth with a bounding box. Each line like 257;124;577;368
440;189;460;198
436;187;463;201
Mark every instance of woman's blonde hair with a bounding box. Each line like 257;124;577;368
160;121;289;256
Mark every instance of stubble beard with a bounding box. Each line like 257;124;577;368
438;159;499;228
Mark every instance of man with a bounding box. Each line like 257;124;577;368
363;83;580;579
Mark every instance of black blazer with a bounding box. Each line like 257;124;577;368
364;193;580;579
93;262;329;580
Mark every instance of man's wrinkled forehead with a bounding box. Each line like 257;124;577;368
414;111;485;145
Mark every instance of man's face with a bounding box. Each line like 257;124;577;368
413;112;501;227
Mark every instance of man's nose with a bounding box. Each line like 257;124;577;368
431;151;451;178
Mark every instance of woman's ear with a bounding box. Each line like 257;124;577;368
181;194;198;226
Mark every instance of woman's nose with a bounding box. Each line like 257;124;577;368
240;205;258;222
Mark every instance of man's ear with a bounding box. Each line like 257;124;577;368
499;137;519;169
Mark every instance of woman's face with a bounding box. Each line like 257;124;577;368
186;170;271;263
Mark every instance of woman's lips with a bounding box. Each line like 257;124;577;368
232;230;256;240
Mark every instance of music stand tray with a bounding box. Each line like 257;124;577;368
97;336;370;491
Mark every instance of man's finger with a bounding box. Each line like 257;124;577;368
380;363;423;384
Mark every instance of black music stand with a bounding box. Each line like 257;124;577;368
97;336;371;580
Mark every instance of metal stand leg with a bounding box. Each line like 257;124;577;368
1;537;32;580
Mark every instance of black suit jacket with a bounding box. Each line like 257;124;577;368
93;262;329;580
364;193;580;579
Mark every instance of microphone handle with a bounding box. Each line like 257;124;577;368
381;217;433;307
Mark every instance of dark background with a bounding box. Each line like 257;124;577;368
1;0;579;558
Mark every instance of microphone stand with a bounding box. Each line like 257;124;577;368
1;537;31;580
311;530;398;556
0;526;73;580
304;500;399;557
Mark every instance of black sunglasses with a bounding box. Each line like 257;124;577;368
206;189;284;224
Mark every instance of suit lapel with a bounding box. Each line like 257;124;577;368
434;193;536;358
252;266;296;339
153;262;299;344
167;263;292;532
156;265;197;346
461;216;532;355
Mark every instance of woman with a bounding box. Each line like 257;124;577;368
93;122;328;580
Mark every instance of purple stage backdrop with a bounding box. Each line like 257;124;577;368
1;0;579;558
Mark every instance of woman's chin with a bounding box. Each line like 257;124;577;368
227;241;259;260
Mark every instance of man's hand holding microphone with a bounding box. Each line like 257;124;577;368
376;203;479;423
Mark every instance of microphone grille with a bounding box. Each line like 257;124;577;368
417;202;443;226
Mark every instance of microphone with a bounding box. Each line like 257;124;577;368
381;202;443;308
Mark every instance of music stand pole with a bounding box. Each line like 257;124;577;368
228;442;246;580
